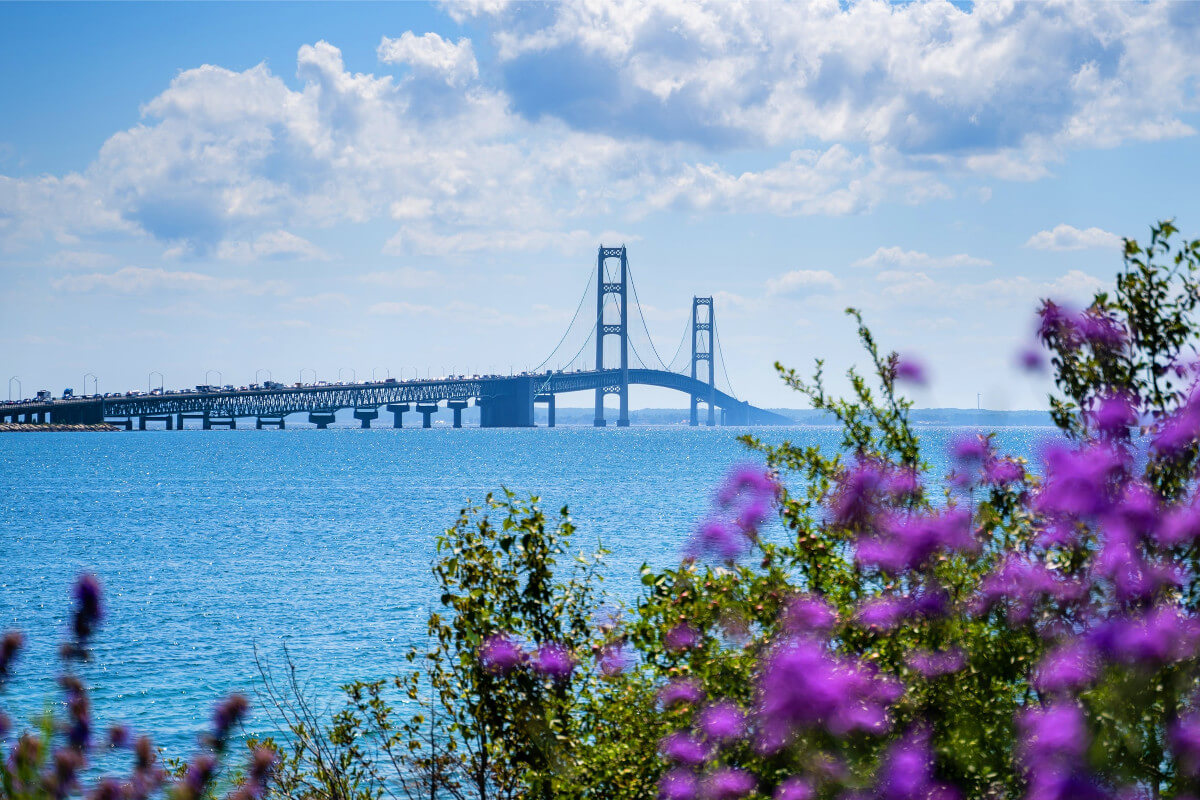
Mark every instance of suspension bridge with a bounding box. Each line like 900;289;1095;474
2;246;791;429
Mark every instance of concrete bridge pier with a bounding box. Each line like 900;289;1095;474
256;416;285;429
479;377;536;428
178;413;205;430
535;394;556;427
139;415;173;430
417;403;438;428
309;410;337;429
386;403;410;428
106;417;133;430
353;407;379;429
447;400;468;428
208;416;236;429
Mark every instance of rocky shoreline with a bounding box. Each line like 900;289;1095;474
0;423;121;432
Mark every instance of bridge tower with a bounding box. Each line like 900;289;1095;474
594;245;630;427
690;296;716;426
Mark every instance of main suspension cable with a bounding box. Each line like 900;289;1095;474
625;257;671;371
532;263;597;373
713;320;738;399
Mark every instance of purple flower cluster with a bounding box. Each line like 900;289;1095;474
686;464;777;563
480;634;578;680
0;576;273;800
757;638;901;750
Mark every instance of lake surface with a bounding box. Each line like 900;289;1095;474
0;423;1055;755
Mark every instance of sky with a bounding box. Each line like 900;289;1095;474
2;1;1199;411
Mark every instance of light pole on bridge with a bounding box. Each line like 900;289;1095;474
338;367;356;384
256;368;272;386
205;370;222;388
371;367;389;382
84;373;97;397
8;376;20;402
148;371;163;394
299;368;316;385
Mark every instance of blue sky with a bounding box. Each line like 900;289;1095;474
2;1;1199;410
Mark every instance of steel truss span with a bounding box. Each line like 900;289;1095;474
1;370;790;428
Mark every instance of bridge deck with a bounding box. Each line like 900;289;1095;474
1;370;791;427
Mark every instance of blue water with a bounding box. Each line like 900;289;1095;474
0;424;1055;756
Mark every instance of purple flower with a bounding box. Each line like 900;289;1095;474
1158;501;1200;546
1088;607;1200;666
884;469;921;499
697;701;745;743
531;643;575;680
756;637;898;750
1152;395;1200;455
212;694;250;743
666;623;700;653
1018;346;1046;372
1076;310;1127;349
1034;442;1127;520
876;729;958;800
717;464;775;507
660;732;710;766
108;724;131;749
893;356;927;385
687;519;749;563
1034;642;1097;694
701;767;756;800
1037;301;1078;344
598;642;632;676
659;678;705;709
72;573;103;643
781;595;836;636
984;458;1024;486
831;459;886;529
480;635;524;675
0;630;23;680
1088;392;1138;437
906;648;964;678
950;436;989;465
855;508;975;573
773;778;815;800
857;597;908;630
660;769;700;800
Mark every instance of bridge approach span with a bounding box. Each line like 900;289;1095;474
0;369;790;429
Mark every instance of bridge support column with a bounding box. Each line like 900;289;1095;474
309;411;336;429
447;400;468;428
479;377;536;428
353;407;379;429
106;418;133;430
202;411;211;430
386;403;410;428
207;416;236;430
257;416;285;429
536;394;556;427
139;416;147;431
417;403;438;428
178;413;205;430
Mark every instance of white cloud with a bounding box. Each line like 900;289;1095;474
51;266;288;295
766;269;841;296
377;32;479;87
217;230;329;262
2;2;1198;262
359;266;443;289
384;226;638;257
1024;223;1123;251
854;247;992;270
